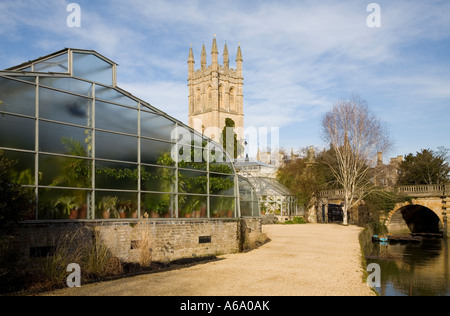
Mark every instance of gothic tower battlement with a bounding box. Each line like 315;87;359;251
188;38;244;145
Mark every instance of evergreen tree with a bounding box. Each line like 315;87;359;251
220;118;243;159
398;148;450;185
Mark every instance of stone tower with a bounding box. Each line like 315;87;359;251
188;38;244;145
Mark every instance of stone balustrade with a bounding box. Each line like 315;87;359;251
319;184;450;199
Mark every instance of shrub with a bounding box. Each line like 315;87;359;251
283;216;307;224
0;150;34;231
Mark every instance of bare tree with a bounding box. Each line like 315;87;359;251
321;94;393;225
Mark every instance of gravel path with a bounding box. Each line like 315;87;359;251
43;223;375;296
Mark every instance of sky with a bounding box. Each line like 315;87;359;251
1;0;449;162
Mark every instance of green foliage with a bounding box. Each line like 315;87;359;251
157;152;175;166
0;150;34;231
283;216;307;224
209;163;233;174
398;148;450;185
209;176;234;193
277;147;337;208
98;196;118;211
51;137;91;188
368;220;389;235
0;151;35;293
363;190;411;224
53;196;80;215
220;118;244;159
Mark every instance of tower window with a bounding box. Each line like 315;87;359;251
195;89;201;112
229;87;235;111
207;86;212;109
219;85;224;109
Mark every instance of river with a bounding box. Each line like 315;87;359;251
366;237;450;296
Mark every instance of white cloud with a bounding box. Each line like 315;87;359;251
120;80;188;123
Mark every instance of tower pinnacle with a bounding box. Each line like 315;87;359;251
201;44;207;69
211;38;219;70
223;43;229;69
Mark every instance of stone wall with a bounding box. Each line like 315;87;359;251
15;218;262;265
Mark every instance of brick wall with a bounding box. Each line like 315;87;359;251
15;218;262;265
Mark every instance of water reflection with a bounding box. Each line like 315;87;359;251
367;238;450;296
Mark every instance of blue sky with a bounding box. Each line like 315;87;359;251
1;0;449;162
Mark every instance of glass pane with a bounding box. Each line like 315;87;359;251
239;178;259;216
240;201;258;217
210;196;235;218
0;77;35;116
178;195;207;218
239;177;253;197
39;121;92;156
96;101;137;135
141;111;175;141
34;53;69;73
140;103;155;113
0;114;35;150
38;188;90;220
39;154;91;188
141;165;175;193
141;139;174;165
96;131;137;162
178;170;208;195
141;193;175;218
177;145;207;171
208;142;234;174
210;174;235;196
39;87;92;126
95;191;138;219
39;77;92;96
73;53;113;86
95;85;137;107
95;160;137;190
2;150;35;185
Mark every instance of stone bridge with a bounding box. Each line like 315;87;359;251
319;184;449;237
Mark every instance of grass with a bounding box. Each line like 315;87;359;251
358;222;384;296
281;216;307;224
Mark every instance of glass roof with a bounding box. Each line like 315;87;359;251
5;48;117;87
246;176;294;197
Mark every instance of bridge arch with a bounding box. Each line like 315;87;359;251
386;202;443;235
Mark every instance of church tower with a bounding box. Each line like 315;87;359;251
188;38;244;147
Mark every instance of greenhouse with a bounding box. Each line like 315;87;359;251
247;177;299;217
0;48;259;221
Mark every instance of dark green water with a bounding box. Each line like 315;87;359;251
366;238;450;296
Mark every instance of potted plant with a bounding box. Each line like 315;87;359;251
200;202;207;218
99;196;118;219
54;196;81;220
157;200;170;218
148;200;160;218
184;196;200;218
117;200;134;219
225;198;235;218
